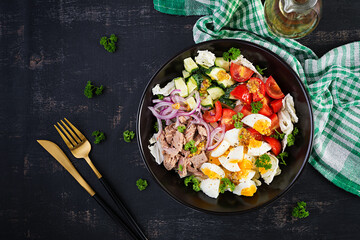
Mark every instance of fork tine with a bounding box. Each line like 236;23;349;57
64;118;86;141
57;122;78;146
54;125;74;149
61;120;81;143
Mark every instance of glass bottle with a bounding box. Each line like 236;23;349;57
264;0;322;39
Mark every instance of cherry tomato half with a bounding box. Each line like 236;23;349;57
230;84;252;105
247;128;262;141
265;76;285;99
270;99;283;113
240;104;252;117
203;101;223;123
230;63;254;82
269;113;280;130
247;77;265;102
258;100;273;117
221;109;237;131
263;136;282;156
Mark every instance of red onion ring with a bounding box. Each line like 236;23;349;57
207;125;226;151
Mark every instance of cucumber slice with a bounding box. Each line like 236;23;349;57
186;97;197;110
206;67;235;88
215;57;230;71
201;95;214;108
207;86;225;100
184;57;199;73
182;70;191;79
174;77;188;97
186;76;198;94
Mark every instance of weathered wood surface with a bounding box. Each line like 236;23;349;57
1;0;360;239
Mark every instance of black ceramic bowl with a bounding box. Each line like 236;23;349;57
137;39;313;214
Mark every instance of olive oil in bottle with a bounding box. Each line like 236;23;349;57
264;0;322;39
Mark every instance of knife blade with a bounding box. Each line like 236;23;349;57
37;140;95;196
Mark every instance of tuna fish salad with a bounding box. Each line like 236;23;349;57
148;48;299;199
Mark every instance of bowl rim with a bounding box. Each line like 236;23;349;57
136;39;314;215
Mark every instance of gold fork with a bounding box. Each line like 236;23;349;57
54;118;147;240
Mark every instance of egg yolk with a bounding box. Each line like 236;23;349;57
248;138;262;148
208;156;221;166
253;119;271;135
216;70;230;81
202;168;221;179
259;167;270;175
229;159;240;164
241;185;257;196
238;159;253;170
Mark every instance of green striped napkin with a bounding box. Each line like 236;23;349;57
154;0;360;197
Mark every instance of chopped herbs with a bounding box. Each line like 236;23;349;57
123;130;135;143
92;130;106;144
271;129;285;140
154;122;159;132
232;112;244;129
223;47;241;61
278;152;288;165
84;81;104;98
157;94;164;100
136;178;148;191
255;154;272;169
256;65;267;75
292;201;309;219
219;178;236;193
100;34;118;53
293;127;299;136
184;175;201;192
177;126;186;133
251;101;263;113
184;140;197;154
178;164;184;172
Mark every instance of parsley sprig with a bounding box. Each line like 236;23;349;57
251;101;263;113
256;65;267;75
232;112;244;129
287;127;299;146
184;140;197;154
100;34;118;53
219;178;236;193
157;94;164;100
184;175;200;192
223;47;241;61
255;154;272;170
177;126;186;133
271;129;285;140
136;179;148;191
84;81;104;99
278;152;288;165
123;130;135;143
292;201;309;219
92;130;106;144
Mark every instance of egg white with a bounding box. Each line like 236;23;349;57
200;162;225;179
211;140;231;157
247;139;272;156
200;178;220;199
233;179;257;197
241;114;271;135
259;153;281;185
224;128;241;146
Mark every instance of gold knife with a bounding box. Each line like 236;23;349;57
37;140;139;239
37;140;95;196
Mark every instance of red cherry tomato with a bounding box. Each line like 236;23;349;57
247;128;262;141
221;109;237;131
230;84;252;105
265;76;285;99
203;101;223;123
247;77;265;102
240;104;252;117
269;114;280;130
270;99;283;113
258;100;273;117
230;63;254;82
263;136;282;156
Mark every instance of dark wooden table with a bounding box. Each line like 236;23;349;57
1;1;360;239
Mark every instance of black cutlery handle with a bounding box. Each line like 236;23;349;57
99;177;148;240
92;194;138;240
